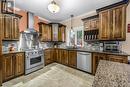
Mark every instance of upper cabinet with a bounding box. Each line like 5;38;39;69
82;15;99;41
39;23;66;42
98;4;126;41
39;23;52;42
58;25;66;42
83;15;99;31
0;14;20;40
83;1;127;41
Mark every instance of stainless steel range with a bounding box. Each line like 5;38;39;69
19;12;44;75
25;49;44;74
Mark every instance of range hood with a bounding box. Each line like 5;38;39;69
19;12;42;51
24;12;37;33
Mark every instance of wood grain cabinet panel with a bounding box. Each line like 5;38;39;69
39;23;52;42
44;49;54;65
58;26;66;42
2;54;14;82
15;53;25;76
2;53;25;82
68;50;77;68
107;55;128;63
99;10;112;40
99;5;126;41
0;14;20;40
112;5;126;40
61;50;68;65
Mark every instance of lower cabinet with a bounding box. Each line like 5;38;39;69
2;53;25;82
2;54;14;82
68;50;77;68
61;50;68;65
44;49;77;68
15;53;25;76
92;53;128;75
44;49;54;65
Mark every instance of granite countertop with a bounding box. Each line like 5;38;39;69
2;51;25;55
92;60;130;87
46;47;130;56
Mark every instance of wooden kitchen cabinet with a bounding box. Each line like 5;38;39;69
61;49;68;65
39;23;52;42
58;25;66;42
2;53;25;82
15;53;25;76
2;54;14;82
68;50;77;68
107;55;128;64
98;4;126;41
99;10;111;40
92;53;128;75
112;5;126;40
0;14;20;40
44;49;54;65
11;17;19;40
83;15;99;31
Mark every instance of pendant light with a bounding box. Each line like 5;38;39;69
48;0;60;13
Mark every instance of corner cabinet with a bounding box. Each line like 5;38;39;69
38;22;66;42
2;53;25;82
99;4;126;41
39;23;52;42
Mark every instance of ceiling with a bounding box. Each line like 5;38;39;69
15;0;122;22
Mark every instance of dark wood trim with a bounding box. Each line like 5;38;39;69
96;0;129;13
82;15;99;21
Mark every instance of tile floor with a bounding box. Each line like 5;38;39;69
2;63;94;87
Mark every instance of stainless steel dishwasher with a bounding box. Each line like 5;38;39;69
77;52;92;73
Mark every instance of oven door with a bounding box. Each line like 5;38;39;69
26;55;44;69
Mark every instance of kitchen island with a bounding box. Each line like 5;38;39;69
92;60;130;87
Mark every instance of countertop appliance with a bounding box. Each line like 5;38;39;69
77;52;92;73
103;41;120;52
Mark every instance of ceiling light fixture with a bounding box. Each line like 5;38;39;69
48;0;60;13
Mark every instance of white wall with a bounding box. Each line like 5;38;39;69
61;3;130;54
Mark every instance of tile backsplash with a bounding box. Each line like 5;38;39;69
2;41;19;52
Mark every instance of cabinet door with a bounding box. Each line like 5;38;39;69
2;54;14;82
44;49;54;65
0;14;4;40
107;55;128;64
90;18;99;30
47;25;52;41
15;53;25;76
4;15;12;40
112;5;126;40
59;26;66;42
99;10;112;40
84;20;91;31
61;50;68;65
57;49;62;63
68;51;77;68
13;18;19;40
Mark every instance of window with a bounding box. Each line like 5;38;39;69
68;26;84;47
